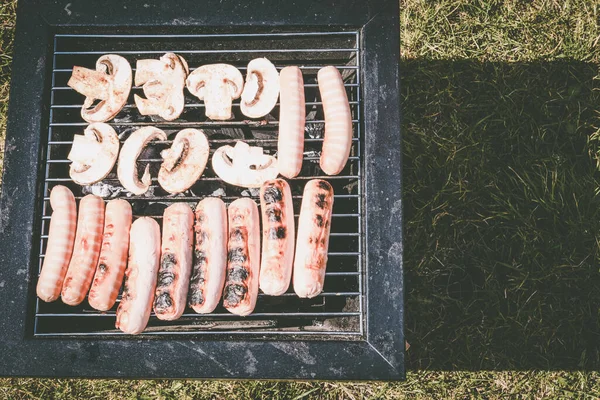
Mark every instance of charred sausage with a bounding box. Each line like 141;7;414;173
223;198;260;316
115;217;161;335
259;179;295;296
88;199;132;311
317;66;352;176
293;179;334;298
61;194;105;306
154;203;194;320
37;186;77;302
277;66;305;178
188;198;228;314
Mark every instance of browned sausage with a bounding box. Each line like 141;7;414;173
277;66;305;178
223;198;260;316
293;179;334;298
259;179;295;296
88;199;132;311
115;217;161;335
317;66;352;175
61;195;105;306
37;186;77;302
154;203;194;320
188;198;228;314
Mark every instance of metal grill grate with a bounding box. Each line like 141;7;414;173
35;31;364;338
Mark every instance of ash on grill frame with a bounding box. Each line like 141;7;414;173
35;31;365;338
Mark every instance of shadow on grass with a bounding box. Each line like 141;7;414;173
402;60;600;371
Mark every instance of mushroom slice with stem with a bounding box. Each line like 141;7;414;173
117;127;168;195
186;64;243;120
158;129;210;194
67;54;132;123
240;58;280;118
212;141;279;188
134;53;189;121
68;123;120;185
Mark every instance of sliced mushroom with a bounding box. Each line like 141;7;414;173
158;129;209;194
240;58;280;118
117;127;168;195
186;64;243;120
212;141;279;188
134;53;189;121
68;123;119;185
67;54;132;123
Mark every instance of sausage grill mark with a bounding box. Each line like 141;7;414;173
229;227;245;242
317;180;332;191
315;193;327;209
223;284;247;306
98;263;108;273
268;227;287;240
265;207;282;223
157;253;177;287
262;185;283;204
154;292;173;311
315;214;324;228
227;266;249;283
227;247;247;264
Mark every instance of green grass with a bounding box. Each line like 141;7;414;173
1;0;600;398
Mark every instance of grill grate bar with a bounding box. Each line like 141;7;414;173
51;101;360;109
49;120;359;127
47;138;360;145
56;48;358;55
55;32;358;38
35;30;364;338
36;312;361;318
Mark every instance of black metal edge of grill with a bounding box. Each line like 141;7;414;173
0;0;403;380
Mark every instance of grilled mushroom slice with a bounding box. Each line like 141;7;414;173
134;53;189;121
68;123;119;185
117;127;168;195
212;141;278;188
158;129;210;194
67;54;132;123
186;64;243;120
240;58;280;118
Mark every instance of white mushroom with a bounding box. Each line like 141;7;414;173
117;127;168;195
240;58;280;118
186;64;243;120
67;54;132;123
212;141;279;188
68;123;119;185
158;129;209;194
134;53;189;121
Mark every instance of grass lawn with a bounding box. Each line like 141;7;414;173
1;0;600;398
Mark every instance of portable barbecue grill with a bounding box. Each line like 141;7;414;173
0;0;403;380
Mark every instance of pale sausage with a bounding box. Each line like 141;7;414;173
259;179;295;296
223;198;260;316
277;66;305;178
88;199;132;311
188;198;228;314
61;195;105;306
115;217;161;335
154;203;194;320
317;66;352;175
293;179;334;298
37;185;77;302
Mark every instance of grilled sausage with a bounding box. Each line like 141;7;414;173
61;194;105;306
259;179;295;295
88;199;132;311
223;198;260;316
277;66;305;178
188;198;228;314
154;203;194;320
37;186;77;302
317;66;352;176
293;179;334;298
116;217;161;335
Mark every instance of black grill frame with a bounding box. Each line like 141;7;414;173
0;0;403;380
